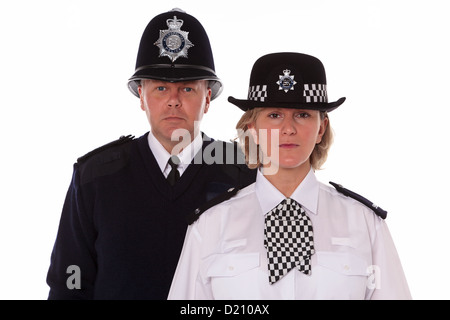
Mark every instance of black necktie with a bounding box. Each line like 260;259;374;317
166;156;180;186
264;198;315;284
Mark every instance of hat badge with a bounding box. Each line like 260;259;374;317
154;16;194;62
277;69;297;93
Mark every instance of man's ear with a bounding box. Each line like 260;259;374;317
204;88;212;114
138;85;145;111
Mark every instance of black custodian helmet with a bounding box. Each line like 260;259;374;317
128;8;223;100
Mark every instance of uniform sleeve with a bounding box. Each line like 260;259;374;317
168;220;213;300
367;219;412;300
46;164;97;299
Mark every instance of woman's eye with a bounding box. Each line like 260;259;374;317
296;112;310;118
268;113;281;119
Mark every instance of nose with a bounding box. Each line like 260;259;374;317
281;118;297;135
167;90;181;108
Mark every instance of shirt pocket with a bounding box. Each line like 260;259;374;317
315;251;369;299
201;253;261;299
317;251;368;276
204;253;260;278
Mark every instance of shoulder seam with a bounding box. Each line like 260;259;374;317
329;181;387;219
187;186;240;225
77;135;135;163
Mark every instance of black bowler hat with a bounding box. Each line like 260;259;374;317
128;8;222;100
228;52;345;112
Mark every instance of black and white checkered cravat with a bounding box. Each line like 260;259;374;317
264;198;315;284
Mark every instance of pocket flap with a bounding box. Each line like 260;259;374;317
204;253;260;277
317;252;368;276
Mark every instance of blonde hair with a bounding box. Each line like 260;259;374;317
235;108;333;170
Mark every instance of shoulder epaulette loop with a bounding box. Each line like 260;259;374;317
187;187;240;225
329;181;387;219
77;135;135;163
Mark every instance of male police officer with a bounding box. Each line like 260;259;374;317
46;8;256;300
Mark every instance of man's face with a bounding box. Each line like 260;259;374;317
138;80;211;153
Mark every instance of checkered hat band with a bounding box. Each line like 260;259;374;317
248;85;267;102
303;84;328;103
264;198;315;284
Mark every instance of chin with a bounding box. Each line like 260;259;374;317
278;160;310;170
168;127;192;139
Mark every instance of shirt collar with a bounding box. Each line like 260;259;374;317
147;131;203;173
255;166;319;216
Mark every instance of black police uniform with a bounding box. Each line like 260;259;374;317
46;133;255;299
46;8;256;299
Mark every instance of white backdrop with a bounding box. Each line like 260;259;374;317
1;0;449;299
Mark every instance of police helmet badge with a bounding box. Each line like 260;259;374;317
277;69;297;93
154;15;194;62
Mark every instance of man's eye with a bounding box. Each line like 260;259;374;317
157;86;166;91
184;87;193;92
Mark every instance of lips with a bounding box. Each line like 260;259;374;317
164;116;184;121
279;143;299;149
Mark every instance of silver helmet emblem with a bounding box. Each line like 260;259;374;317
154;15;194;62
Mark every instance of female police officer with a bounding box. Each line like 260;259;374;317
168;52;411;299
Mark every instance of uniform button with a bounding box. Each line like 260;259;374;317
228;266;234;271
343;265;350;271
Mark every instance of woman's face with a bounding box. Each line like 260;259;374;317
249;108;328;173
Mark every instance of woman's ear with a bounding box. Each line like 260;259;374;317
247;124;258;145
316;116;329;144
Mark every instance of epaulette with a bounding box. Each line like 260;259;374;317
187;187;240;225
329;181;387;219
76;135;135;185
77;135;135;163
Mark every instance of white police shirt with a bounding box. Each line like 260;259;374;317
147;130;203;178
168;167;412;300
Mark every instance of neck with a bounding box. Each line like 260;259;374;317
263;163;311;198
161;132;198;155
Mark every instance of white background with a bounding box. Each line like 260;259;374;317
1;0;449;300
